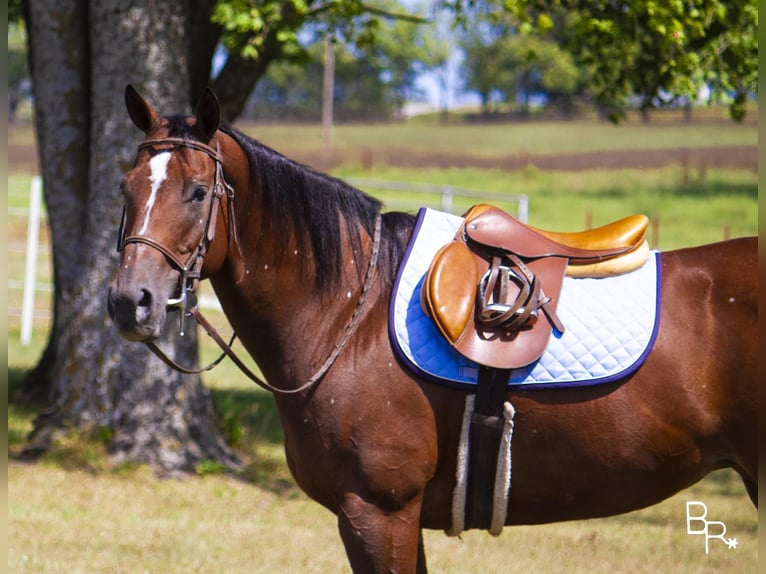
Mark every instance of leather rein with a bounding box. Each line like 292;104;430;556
118;136;382;395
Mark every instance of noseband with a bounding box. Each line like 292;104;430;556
117;135;382;395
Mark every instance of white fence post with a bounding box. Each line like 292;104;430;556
441;186;453;213
21;176;42;345
518;194;529;224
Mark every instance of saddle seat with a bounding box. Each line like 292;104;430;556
422;204;650;370
461;204;650;278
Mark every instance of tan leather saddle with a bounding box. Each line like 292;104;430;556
422;204;649;370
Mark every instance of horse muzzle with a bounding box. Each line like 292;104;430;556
107;280;168;342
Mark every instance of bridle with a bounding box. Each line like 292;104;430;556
119;137;234;328
117;135;382;395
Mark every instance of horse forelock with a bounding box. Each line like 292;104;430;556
219;126;412;292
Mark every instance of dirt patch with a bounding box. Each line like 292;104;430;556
310;145;758;172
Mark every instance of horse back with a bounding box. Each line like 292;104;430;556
662;236;756;322
659;236;757;405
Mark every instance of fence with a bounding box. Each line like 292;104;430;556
13;177;527;344
345;177;529;222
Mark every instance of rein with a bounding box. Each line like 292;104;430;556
120;136;382;395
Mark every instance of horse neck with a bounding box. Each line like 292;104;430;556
210;132;380;390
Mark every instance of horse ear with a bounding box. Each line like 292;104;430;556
125;84;159;133
194;87;221;140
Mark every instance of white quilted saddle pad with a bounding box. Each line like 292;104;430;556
389;208;661;389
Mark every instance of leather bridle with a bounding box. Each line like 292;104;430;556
117;136;382;395
119;137;234;329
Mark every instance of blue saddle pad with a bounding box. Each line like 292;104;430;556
389;208;662;390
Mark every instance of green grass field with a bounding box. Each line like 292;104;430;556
7;115;759;573
241;111;757;159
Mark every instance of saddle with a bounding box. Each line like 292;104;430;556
422;204;649;370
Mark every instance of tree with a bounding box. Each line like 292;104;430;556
499;0;758;121
209;0;428;122
248;41;396;122
461;27;508;115
247;2;438;122
16;0;436;475
500;34;580;116
461;26;581;116
20;0;239;473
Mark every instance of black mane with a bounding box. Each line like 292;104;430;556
218;124;414;291
161;115;413;290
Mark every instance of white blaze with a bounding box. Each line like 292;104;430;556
139;152;172;234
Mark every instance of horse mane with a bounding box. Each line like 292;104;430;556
217;124;415;291
162;116;413;290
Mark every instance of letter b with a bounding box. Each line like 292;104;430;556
686;501;708;535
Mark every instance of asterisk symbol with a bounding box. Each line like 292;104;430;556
726;538;738;549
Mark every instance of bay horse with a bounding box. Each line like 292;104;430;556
108;86;757;573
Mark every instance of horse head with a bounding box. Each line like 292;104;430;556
107;85;230;341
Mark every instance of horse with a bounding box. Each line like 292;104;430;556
107;86;757;573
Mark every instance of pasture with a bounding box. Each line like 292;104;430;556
7;113;759;572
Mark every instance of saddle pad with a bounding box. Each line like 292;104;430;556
389;208;662;390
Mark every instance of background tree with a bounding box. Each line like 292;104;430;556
460;26;508;115
501;34;580;116
462;31;581;116
421;8;455;122
16;0;434;474
209;0;427;121
247;2;437;122
498;0;758;121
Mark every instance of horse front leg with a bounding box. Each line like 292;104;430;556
338;491;427;573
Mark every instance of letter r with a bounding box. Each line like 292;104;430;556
704;520;727;555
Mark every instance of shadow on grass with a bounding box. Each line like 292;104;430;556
207;387;301;496
9;366;298;495
209;387;284;447
8;368;39;447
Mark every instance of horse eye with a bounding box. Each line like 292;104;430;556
192;187;207;203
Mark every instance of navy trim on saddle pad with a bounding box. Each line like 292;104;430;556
388;208;662;391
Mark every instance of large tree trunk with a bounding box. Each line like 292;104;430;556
22;0;239;474
16;0;90;405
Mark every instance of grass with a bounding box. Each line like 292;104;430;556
7;116;759;572
336;165;757;249
9;334;760;574
241;115;757;159
8;453;758;572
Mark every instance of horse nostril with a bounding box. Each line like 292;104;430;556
138;288;152;308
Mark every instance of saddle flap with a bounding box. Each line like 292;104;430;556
423;235;569;370
422;241;480;343
450;254;568;369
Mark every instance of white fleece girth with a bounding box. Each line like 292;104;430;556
447;395;516;537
